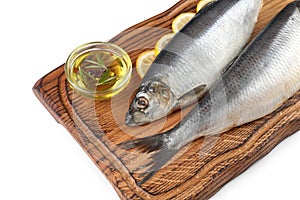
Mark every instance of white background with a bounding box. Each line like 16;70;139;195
0;0;299;199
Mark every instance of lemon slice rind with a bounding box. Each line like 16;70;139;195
154;33;175;56
136;50;156;79
172;12;196;33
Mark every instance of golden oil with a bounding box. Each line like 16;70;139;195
65;42;132;100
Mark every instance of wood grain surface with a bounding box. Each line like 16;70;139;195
33;0;299;199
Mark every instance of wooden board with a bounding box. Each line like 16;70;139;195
33;0;300;199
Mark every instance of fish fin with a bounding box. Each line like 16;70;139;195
119;133;178;185
120;134;166;153
175;84;207;109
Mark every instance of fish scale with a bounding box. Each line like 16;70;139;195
120;0;300;184
177;0;300;141
126;0;263;126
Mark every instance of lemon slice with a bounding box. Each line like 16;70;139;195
196;0;214;12
154;33;175;56
172;12;196;33
136;50;156;78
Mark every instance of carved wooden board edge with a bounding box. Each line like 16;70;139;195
33;66;300;200
33;0;300;199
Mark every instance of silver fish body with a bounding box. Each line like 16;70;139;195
125;0;263;126
172;0;300;144
121;1;300;184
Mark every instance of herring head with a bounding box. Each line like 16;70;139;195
125;80;176;126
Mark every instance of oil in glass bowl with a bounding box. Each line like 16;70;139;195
65;42;132;99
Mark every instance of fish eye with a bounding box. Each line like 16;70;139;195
136;97;149;109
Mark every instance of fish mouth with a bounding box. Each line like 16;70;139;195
125;111;140;126
125;115;138;126
125;110;151;126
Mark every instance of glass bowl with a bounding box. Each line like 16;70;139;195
65;42;132;100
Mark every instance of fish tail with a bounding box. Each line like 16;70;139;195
119;132;178;185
